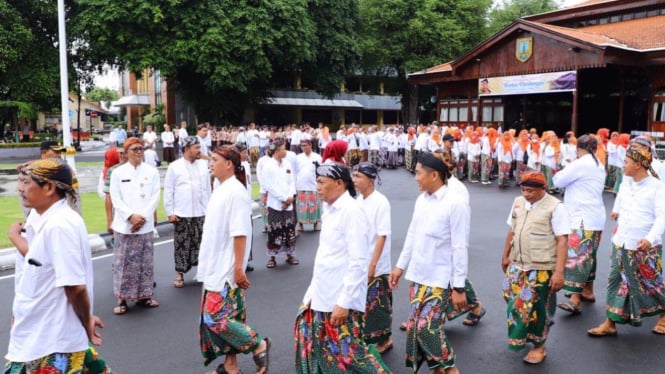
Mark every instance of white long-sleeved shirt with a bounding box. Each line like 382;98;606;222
256;155;272;194
110;162;160;234
196;177;252;291
607;142;620;167
302;191;370;312
163;158;210;218
415;133;429;151
161;131;175;148
561;143;577;167
497;143;513;163
612;175;665;249
541;144;557;169
263;157;296;211
357;190;392;276
396;177;469;289
467;142;481;162
552;153;606;230
295;152;322;191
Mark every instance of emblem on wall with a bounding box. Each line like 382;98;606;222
516;37;533;63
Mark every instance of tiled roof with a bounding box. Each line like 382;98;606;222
530;21;628;48
409;62;452;76
578;15;665;50
566;0;616;8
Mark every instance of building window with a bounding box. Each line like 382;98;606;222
654;102;665;122
154;70;162;105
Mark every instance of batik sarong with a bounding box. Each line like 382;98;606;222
498;161;512;187
294;305;390;374
261;193;268;228
468;159;480;182
502;264;553;351
403;283;455;372
113;232;154;301
542;165;557;192
605;165;619;190
385;151;398;169
378;148;388;168
3;351;86;374
200;286;262;366
83;344;113;374
606;244;665;326
297;191;321;225
612;169;622;194
405;149;414;172
456;153;467;180
369;150;380;167
444;279;480;321
173;216;204;274
397;149;404;165
563;225;602;293
480;154;492;183
266;207;297;257
364;275;393;344
514;160;526;185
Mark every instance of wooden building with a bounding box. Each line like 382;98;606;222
408;0;665;136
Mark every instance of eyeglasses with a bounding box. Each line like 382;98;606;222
128;147;144;153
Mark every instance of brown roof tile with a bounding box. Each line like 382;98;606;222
579;15;665;49
530;21;628;48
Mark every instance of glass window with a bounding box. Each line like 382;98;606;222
482;106;492;122
440;107;449;122
493;105;504;122
449;107;458;122
654;102;665;122
471;105;478;122
459;106;468;122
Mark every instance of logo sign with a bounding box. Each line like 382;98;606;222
516;37;533;63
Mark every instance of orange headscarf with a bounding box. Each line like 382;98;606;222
500;132;513;155
530;134;541;156
594;135;606;165
518;130;530;151
619;133;631;148
486;128;499;153
469;131;480;144
597;128;610;146
407;127;416;141
431;130;442;146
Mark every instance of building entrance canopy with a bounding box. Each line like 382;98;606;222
479;71;576;97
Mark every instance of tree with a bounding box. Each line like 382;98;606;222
74;0;359;122
86;87;119;109
358;0;493;123
487;0;561;35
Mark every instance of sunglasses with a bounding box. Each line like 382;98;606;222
128;147;144;153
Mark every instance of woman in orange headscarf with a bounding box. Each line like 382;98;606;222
561;131;578;168
405;126;417;173
514;130;530;183
497;131;514;187
541;132;561;193
527;133;541;172
611;133;631;194
467;130;482;182
605;131;621;190
480;128;498;184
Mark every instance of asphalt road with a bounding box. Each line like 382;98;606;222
0;168;662;373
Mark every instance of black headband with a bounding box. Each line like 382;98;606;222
316;162;356;197
418;152;448;176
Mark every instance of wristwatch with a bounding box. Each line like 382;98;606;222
453;287;465;293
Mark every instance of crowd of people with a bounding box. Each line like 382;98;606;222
5;118;665;374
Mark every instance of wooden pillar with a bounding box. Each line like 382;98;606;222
618;67;625;133
295;72;302;90
379;82;385;95
377;110;384;127
296;108;302;125
571;90;578;135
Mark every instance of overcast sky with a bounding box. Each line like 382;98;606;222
93;0;590;92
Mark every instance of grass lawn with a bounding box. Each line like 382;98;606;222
0;183;260;249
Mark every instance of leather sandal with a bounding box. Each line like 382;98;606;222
253;337;271;373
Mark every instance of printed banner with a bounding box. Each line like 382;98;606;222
479;71;576;96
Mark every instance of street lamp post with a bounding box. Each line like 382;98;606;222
57;0;76;168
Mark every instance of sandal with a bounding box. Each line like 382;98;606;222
253;337;271;374
564;292;596;303
587;324;618;337
286;256;299;265
557;301;581;315
652;318;665;335
173;277;185;288
399;321;407;331
113;300;128;315
266;257;277;269
523;349;546;364
136;299;160;308
463;308;486;326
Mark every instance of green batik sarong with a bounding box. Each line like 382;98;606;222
4;351;86;374
364;275;393;344
502;264;554;351
199;286;261;366
445;278;480;321
563;226;602;293
606;244;665;326
294;305;390;374
296;191;322;225
480;154;492;183
404;283;455;372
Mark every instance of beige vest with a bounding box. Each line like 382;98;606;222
509;194;560;270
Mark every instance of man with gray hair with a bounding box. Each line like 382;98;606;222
164;136;211;288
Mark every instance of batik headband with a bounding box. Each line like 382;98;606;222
316;162;356;197
182;136;200;149
22;158;75;193
353;162;382;186
626;148;653;170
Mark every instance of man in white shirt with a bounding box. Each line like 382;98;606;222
143;144;160;168
177;121;189;157
258;126;270;157
196;124;211;160
294;139;322;232
247;122;260;165
164;136;211;289
263;139;299;268
142;125;158;149
6;158;105;372
501;171;569;365
161;123;176;163
290;124;302;154
110;137;161;314
552;135;606;314
352;163;394;354
389;153;469;374
588;147;665;337
295;162;388;373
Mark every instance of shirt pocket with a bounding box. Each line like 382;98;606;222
528;233;555;263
